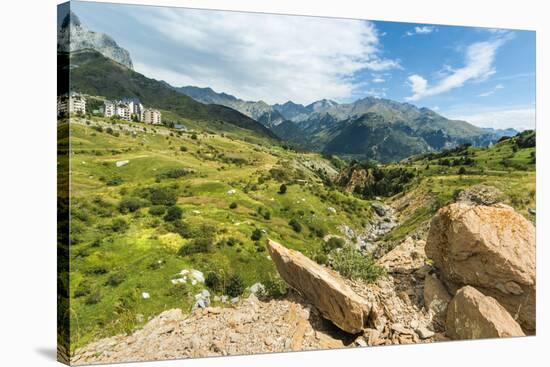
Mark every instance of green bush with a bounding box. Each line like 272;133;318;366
251;228;263;241
119;197;146;213
84;290;102;305
111;218;129;232
105;273;126;287
330;246;385;283
288;218;302;233
156;168;191;181
164;206;183;222
263;275;288;299
322;237;345;253
136;186;177;206
229;202;238;209
177;237;212;256
74;281;91;298
106;176;123;186
180;146;188;152
314;252;329;265
225;274;245;297
205;271;223;292
149;205;167;216
279;183;287;194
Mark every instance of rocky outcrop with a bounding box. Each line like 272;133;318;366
446;286;525;339
456;184;503;206
426;203;536;331
72;293;348;365
423;274;451;324
267;239;371;333
58;11;134;69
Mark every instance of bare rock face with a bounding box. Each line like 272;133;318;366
426;203;535;331
423;274;451;324
267;239;370;333
446;286;525;339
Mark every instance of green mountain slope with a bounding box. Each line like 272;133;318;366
63;50;279;141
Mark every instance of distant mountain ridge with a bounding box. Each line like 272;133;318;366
58;11;134;70
175;86;286;127
176;85;505;162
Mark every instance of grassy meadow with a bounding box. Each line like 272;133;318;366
63;113;535;352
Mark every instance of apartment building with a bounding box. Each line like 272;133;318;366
57;93;86;116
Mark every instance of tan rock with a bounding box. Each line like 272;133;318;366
267;239;371;333
426;203;535;331
446;286;525;339
423;274;451;322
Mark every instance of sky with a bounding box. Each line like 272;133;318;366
70;1;536;130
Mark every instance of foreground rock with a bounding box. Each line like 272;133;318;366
423;274;451;324
446;286;525;339
73;293;348;365
267;239;370;333
426;203;535;331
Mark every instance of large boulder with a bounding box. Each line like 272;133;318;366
423;274;451;323
267;239;370;333
426;203;535;331
446;286;525;339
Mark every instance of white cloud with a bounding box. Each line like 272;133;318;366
130;8;400;104
406;37;509;101
405;26;435;36
477;83;504;97
449;106;535;130
372;76;386;83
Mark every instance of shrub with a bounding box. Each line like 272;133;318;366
74;281;91;298
105;273;126;287
225;274;245;297
251;228;263;241
106;176;124;186
180;146;188;152
263;275;288;299
330;246;385;283
278;184;287;194
136;186;178;206
288;218;302;233
314;252;329;265
191;133;198;140
84;290;102;305
457;166;467;175
85;266;108;276
205;271;223;292
149;205;167;216
164;206;183;222
110;218;129;232
229;202;238;209
177;237;212;256
119;197;145;213
322;237;345;253
156;168;191;181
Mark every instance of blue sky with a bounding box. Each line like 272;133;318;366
70;1;536;130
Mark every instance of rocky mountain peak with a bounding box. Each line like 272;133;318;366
58;11;134;70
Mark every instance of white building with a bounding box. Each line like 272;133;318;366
143;108;162;125
104;98;145;121
57;93;86;116
104;100;115;117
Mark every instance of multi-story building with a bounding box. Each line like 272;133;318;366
143;108;162;125
57;93;86;116
104;98;145;121
104;100;115;117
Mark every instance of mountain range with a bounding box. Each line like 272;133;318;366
61;11;519;162
175;86;517;162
